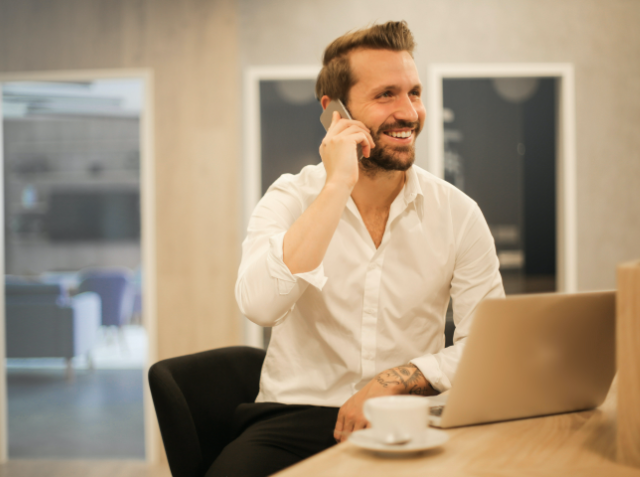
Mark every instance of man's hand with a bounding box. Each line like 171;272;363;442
333;364;436;443
319;111;375;190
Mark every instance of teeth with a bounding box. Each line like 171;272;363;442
387;130;412;138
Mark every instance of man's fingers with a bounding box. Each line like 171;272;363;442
333;411;345;442
322;113;347;142
340;414;356;442
321;127;374;159
327;119;372;141
330;110;340;127
345;125;375;152
328;121;366;138
349;120;376;149
352;418;367;432
344;132;373;158
338;126;374;155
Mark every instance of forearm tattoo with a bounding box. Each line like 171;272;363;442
375;364;436;396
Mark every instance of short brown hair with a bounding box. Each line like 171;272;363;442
315;21;416;104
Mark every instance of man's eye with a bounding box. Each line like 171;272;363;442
410;90;421;97
380;91;393;98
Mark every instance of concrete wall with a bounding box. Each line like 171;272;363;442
238;0;640;290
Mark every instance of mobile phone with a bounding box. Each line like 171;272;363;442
319;99;364;159
320;99;353;130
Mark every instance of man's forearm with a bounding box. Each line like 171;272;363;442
375;363;437;396
283;181;352;274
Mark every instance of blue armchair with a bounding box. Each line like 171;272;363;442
5;279;101;380
78;268;133;328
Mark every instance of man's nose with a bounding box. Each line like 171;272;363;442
394;94;419;123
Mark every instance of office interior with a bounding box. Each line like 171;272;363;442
0;0;638;475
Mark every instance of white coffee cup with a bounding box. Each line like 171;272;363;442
363;395;430;443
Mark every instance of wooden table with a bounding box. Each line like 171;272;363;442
275;378;640;477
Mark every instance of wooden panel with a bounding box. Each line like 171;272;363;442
617;260;640;467
0;0;242;463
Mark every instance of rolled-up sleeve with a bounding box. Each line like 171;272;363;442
236;176;327;327
410;202;505;392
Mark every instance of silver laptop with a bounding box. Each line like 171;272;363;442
429;290;616;428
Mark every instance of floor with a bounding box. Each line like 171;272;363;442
7;326;147;460
0;461;171;477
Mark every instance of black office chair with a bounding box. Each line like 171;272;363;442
149;346;266;477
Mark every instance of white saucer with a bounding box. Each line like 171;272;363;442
348;428;449;454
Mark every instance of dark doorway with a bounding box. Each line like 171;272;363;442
442;77;557;295
260;79;324;195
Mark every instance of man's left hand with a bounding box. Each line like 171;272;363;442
333;364;437;443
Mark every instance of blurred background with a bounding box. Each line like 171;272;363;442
0;0;638;468
3;79;146;458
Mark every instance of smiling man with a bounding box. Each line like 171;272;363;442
212;21;504;477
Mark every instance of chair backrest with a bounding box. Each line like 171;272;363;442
6;282;66;306
78;269;131;327
149;346;265;477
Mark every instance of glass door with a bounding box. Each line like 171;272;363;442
2;79;146;459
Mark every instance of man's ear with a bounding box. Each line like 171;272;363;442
320;95;331;111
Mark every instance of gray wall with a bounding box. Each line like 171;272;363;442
238;0;640;290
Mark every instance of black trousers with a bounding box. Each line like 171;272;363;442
206;402;340;477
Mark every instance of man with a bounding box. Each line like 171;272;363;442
210;21;504;477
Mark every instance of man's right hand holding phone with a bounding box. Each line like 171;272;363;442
319;111;375;191
283;110;374;275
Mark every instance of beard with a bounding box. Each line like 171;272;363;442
359;119;421;176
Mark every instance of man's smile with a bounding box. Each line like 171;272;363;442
373;120;421;148
383;129;414;141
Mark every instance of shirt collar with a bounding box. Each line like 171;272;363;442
402;166;424;219
345;166;425;221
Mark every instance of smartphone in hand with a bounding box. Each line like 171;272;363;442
319;99;364;160
320;99;353;130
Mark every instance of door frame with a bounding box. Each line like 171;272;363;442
427;63;577;293
0;69;158;463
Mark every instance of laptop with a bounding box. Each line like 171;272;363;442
429;290;616;428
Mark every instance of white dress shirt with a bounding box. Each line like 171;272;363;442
236;163;504;407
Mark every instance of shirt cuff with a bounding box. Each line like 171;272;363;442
266;232;328;295
410;354;452;393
